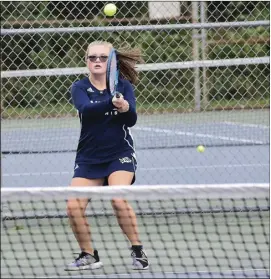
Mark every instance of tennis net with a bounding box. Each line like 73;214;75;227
1;184;269;278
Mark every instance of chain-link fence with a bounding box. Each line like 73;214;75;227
1;1;270;187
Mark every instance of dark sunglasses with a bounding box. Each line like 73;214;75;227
87;55;108;62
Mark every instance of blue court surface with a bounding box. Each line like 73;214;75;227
1;110;269;187
1;110;270;278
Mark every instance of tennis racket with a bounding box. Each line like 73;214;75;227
106;48;121;98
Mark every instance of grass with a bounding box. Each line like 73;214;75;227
2;98;270;119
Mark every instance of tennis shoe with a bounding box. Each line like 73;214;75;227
131;247;149;270
65;250;103;271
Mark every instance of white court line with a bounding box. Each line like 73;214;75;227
3;124;268;144
222;122;270;129
35;268;269;279
3;171;71;177
2;164;269;177
133;127;265;144
142;164;269;171
1;136;78;142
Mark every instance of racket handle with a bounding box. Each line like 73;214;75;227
116;93;121;98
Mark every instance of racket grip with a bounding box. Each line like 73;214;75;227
116;93;121;98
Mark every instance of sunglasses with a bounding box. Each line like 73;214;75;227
87;55;108;62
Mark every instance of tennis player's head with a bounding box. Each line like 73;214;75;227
85;41;144;84
86;41;112;75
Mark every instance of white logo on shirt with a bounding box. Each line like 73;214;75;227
74;164;79;170
87;87;94;93
105;109;118;116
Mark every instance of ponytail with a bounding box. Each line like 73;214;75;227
116;46;144;85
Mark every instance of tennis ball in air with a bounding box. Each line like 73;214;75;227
104;3;117;16
197;145;205;153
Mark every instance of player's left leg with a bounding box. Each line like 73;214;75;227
108;171;149;270
108;171;140;245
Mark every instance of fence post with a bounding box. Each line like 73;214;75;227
192;1;201;112
200;1;209;109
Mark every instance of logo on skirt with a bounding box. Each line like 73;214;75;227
119;157;132;164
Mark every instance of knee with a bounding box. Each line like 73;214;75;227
66;199;76;218
66;199;86;218
111;198;129;211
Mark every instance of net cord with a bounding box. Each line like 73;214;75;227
1;183;269;202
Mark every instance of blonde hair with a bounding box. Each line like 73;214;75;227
86;41;144;85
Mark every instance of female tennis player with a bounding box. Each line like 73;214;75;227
65;41;149;271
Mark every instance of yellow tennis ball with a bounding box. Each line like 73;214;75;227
197;145;205;153
104;3;117;16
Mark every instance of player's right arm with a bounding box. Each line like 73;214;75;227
71;83;114;116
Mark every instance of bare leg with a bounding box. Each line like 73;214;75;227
66;177;104;254
108;171;141;245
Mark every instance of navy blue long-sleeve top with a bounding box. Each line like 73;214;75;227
71;77;137;164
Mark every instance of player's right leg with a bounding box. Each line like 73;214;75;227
65;177;104;271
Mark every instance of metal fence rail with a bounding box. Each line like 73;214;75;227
2;20;269;34
1;57;269;78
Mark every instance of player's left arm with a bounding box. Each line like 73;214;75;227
116;80;137;127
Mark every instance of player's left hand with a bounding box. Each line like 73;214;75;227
112;94;124;108
112;94;129;113
117;100;129;113
112;93;123;105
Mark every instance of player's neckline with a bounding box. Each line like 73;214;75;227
88;77;106;92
